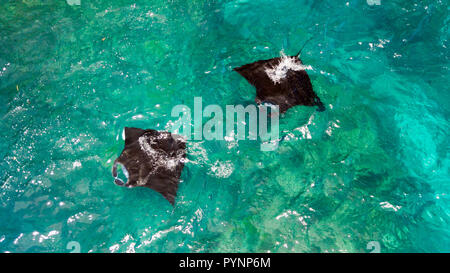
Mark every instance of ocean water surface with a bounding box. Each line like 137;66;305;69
0;0;449;252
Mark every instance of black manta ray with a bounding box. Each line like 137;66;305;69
112;127;186;205
234;50;325;113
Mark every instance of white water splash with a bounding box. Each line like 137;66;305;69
138;135;158;158
380;201;401;212
265;51;312;84
210;160;234;178
138;134;185;175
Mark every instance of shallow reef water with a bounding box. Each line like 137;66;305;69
0;0;449;252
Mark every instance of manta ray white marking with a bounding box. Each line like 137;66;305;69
265;52;312;84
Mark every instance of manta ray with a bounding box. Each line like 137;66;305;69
112;127;186;205
234;51;325;113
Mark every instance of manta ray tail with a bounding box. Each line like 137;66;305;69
295;37;314;57
316;100;326;112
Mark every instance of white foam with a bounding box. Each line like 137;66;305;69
138;135;158;158
138;134;184;174
380;201;401;212
210;160;234;178
265;52;312;84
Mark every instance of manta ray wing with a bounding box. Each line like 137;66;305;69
112;127;186;205
234;56;324;113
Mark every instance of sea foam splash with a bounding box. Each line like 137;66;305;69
138;134;184;176
265;51;312;84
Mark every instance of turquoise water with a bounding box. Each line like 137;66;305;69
0;0;449;253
